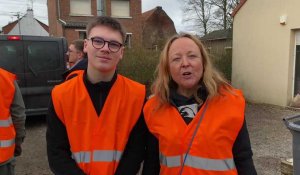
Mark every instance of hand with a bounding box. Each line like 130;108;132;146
14;144;22;156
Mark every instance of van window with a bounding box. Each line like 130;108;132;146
0;41;24;73
27;42;60;72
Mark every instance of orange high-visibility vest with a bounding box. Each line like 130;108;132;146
0;68;16;163
144;88;245;175
65;70;82;80
52;71;145;175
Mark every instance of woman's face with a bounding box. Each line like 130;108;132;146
168;37;203;97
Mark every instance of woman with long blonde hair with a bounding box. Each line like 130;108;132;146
143;33;257;175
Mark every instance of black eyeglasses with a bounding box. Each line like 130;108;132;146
88;37;123;53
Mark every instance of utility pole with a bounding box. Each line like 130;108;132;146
17;12;21;35
9;11;24;35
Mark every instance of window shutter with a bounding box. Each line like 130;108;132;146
70;0;91;15
111;1;130;17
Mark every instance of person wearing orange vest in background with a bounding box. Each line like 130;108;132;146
0;68;26;175
143;33;257;175
46;16;157;175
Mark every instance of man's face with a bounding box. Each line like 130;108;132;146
84;25;124;74
67;44;81;67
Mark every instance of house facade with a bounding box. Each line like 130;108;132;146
232;0;300;106
2;8;49;36
201;28;232;58
142;6;176;50
48;0;143;48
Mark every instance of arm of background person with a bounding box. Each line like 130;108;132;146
10;81;26;156
46;98;86;175
114;112;148;175
233;119;257;175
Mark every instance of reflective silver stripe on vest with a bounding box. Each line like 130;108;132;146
0;139;15;148
185;154;235;171
93;150;122;162
160;153;181;167
160;153;235;171
72;151;91;163
0;116;13;127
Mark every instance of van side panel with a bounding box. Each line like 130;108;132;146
0;35;67;116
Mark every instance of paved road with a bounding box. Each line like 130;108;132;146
15;116;51;175
246;103;298;175
15;103;299;175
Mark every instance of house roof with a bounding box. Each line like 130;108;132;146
231;0;247;17
2;9;49;35
35;19;49;32
201;28;232;41
142;6;162;21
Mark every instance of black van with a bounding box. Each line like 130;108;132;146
0;35;67;116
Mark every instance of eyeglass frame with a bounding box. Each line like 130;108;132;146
87;37;123;53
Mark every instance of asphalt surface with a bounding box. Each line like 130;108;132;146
14;103;299;175
246;103;298;175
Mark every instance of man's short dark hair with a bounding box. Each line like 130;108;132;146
71;39;87;58
71;39;84;52
86;16;125;42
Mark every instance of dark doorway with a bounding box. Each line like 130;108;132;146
294;45;300;95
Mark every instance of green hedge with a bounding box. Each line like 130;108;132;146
118;48;160;85
118;48;232;85
211;52;232;81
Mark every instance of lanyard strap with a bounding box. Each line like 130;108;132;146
179;101;209;175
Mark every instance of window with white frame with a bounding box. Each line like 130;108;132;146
70;0;91;16
78;31;87;39
111;0;130;18
124;33;132;48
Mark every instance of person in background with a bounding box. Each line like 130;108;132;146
143;33;257;175
46;16;156;175
0;68;26;175
63;39;88;80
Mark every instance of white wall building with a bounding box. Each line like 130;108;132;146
232;0;300;106
8;8;48;36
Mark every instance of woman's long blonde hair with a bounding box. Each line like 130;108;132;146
151;33;230;105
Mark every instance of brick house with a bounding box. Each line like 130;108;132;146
142;6;176;50
47;0;142;48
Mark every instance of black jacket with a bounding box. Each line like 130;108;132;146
62;58;88;80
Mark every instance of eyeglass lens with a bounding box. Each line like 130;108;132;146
91;37;122;52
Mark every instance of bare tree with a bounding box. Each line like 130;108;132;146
182;0;212;35
210;0;240;29
182;0;240;34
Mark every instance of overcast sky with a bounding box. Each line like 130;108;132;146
0;0;188;32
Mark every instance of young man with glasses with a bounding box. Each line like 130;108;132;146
46;16;155;175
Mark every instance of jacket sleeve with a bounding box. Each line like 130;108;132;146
10;81;26;156
46;98;86;175
233;119;257;175
114;112;147;175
